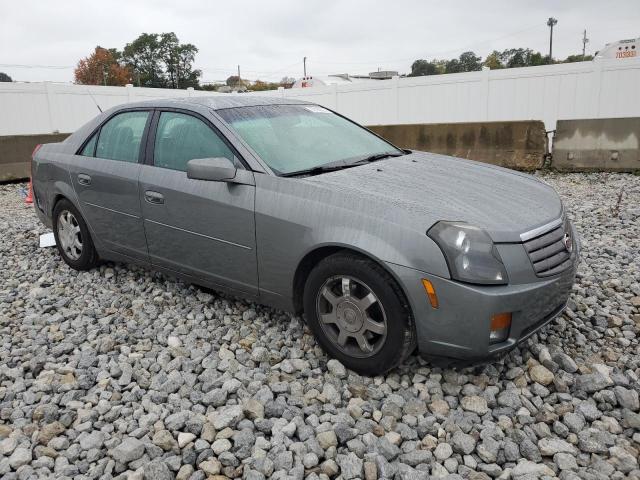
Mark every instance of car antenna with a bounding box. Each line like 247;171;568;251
86;88;103;113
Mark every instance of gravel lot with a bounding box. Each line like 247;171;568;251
1;173;639;480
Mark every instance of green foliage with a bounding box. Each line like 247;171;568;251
409;59;438;77
410;51;481;77
498;48;550;68
0;72;12;82
563;54;594;63
121;32;201;89
248;80;281;92
411;46;572;76
453;51;482;73
484;51;503;70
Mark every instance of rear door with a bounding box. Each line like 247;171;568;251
139;109;258;295
70;109;151;261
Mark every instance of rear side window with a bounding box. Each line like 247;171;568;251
95;111;149;163
153;112;236;172
80;134;97;156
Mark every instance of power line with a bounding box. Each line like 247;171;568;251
311;23;544;66
0;63;75;69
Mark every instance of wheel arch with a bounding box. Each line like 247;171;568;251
51;193;70;215
291;243;413;319
49;180;80;217
49;188;103;255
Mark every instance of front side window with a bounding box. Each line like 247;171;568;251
95;111;149;163
218;104;402;175
153;112;236;172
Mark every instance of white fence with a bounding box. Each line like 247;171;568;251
1;57;639;136
0;83;218;136
255;57;640;131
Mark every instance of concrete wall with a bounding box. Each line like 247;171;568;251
552;118;640;172
369;121;546;171
0;133;70;181
4;117;639;181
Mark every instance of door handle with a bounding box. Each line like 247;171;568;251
77;174;92;185
144;190;165;205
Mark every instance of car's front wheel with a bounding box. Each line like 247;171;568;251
52;199;99;270
303;252;415;375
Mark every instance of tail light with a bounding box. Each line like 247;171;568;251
31;144;42;177
28;144;42;206
32;144;42;158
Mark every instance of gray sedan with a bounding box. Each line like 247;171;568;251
31;96;578;375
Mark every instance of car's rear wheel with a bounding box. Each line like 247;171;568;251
52;199;99;270
303;252;415;375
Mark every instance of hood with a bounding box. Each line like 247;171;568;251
305;151;562;243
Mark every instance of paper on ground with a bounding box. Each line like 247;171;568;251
39;232;56;248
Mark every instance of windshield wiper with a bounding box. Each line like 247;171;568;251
281;163;357;177
281;151;406;178
351;151;405;164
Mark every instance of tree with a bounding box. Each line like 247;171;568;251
226;75;242;87
0;72;12;82
74;47;131;86
158;33;201;89
444;58;462;74
412;52;480;76
484;51;503;69
498;48;549;68
458;51;482;72
409;59;438;76
199;83;219;91
121;32;200;88
248;80;281;92
122;33;167;88
563;54;593;63
280;76;296;88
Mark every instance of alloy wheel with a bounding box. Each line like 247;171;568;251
58;210;83;260
315;275;388;358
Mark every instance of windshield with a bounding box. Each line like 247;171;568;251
217;104;403;175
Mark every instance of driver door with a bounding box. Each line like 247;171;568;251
139;109;258;295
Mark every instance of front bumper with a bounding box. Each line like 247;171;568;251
386;249;578;362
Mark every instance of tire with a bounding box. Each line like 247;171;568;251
52;199;99;271
303;252;416;376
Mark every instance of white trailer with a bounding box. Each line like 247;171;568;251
595;38;638;60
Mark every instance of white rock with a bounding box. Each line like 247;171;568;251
177;432;196;448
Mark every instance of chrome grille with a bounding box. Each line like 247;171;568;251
523;218;573;277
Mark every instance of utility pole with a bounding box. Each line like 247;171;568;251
303;57;307;77
237;65;241;83
547;17;558;63
582;29;589;60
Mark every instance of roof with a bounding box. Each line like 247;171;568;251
123;95;312;111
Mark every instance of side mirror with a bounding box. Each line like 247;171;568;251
187;157;237;182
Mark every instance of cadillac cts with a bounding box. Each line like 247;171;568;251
31;96;579;375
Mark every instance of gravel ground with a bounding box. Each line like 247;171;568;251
1;173;639;480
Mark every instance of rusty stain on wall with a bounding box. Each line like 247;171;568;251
369;121;547;171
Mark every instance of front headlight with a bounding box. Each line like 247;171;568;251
428;221;508;285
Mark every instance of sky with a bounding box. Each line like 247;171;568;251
1;0;639;84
